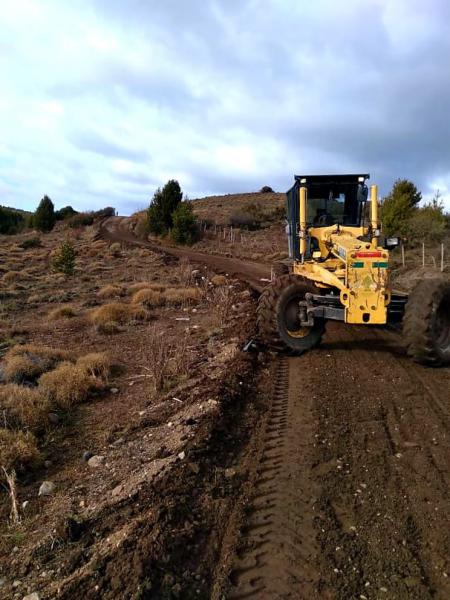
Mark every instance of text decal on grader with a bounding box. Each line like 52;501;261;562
257;173;450;366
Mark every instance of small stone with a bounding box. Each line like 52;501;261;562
0;578;4;588
110;388;119;394
44;460;52;468
23;593;41;600
178;451;186;460
112;437;125;446
111;484;123;497
48;412;59;424
88;455;105;468
379;588;388;593
12;580;21;588
224;468;236;479
38;481;55;496
22;501;29;510
82;451;93;462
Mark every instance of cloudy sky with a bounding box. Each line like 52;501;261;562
1;0;450;214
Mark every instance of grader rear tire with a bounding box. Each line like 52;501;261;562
257;274;325;354
403;279;450;366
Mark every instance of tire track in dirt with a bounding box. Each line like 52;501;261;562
227;357;321;599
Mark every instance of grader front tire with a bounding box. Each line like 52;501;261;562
257;275;325;354
403;279;450;366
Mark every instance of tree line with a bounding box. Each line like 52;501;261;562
0;196;115;235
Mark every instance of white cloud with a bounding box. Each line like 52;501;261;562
0;0;449;213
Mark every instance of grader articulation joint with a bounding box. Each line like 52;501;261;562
257;174;450;366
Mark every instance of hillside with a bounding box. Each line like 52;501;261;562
191;191;284;224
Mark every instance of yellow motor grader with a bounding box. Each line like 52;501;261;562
257;174;450;365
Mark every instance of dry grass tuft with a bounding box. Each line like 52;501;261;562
0;384;50;432
146;326;171;394
210;286;234;325
131;288;165;307
48;305;77;320
163;286;202;306
97;284;123;299
38;362;95;409
211;274;228;286
76;352;116;381
128;281;165;294
109;242;122;256
90;302;150;333
2;271;23;284
0;428;40;473
4;345;73;383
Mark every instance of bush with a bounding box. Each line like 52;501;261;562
146;180;183;235
171;202;200;245
260;185;274;193
52;239;76;276
34;196;56;232
0;206;26;234
407;203;447;244
94;206;115;218
19;236;41;249
55;206;78;221
229;211;261;230
67;213;94;228
128;282;166;294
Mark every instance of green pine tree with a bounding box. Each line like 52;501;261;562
171;202;200;245
34;196;56;232
52;239;76;276
146;180;183;235
381;179;422;237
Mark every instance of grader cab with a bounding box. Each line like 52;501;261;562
257;174;450;365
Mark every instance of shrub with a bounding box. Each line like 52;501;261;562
48;305;76;320
131;288;165;307
260;185;274;193
94;206;115;218
381;179;422;237
38;362;95;409
229;211;261;230
407;202;447;244
0;429;40;473
0;206;26;234
67;213;94;228
164;286;202;306
0;384;50;432
171;202;200;245
19;236;41;249
34;195;56;232
52;239;76;276
55;206;78;221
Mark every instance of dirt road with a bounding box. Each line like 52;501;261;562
100;217;450;599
